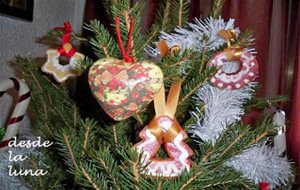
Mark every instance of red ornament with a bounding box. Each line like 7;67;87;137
259;182;270;190
88;58;163;121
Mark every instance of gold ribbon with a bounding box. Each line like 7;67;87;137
157;40;181;57
218;29;243;61
148;81;182;144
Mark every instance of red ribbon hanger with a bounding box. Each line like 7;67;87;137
54;21;76;57
115;17;135;63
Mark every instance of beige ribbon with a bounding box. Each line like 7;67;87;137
218;29;243;61
148;81;182;144
157;40;181;57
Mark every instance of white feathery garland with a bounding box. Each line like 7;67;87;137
146;17;239;57
226;144;293;189
188;83;256;144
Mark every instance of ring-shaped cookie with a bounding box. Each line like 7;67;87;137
207;51;259;89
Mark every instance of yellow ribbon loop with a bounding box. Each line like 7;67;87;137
157;40;181;57
218;29;243;61
148;117;182;144
150;81;183;143
224;47;244;61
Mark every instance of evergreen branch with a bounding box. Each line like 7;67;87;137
162;58;188;69
219;132;246;158
202;180;236;189
82;124;90;156
141;0;171;50
29;158;45;189
55;108;72;128
178;78;207;107
245;95;289;111
91;148;121;190
199;148;213;164
162;0;172;29
47;30;88;42
131;159;140;190
156;182;162;190
80;167;101;190
100;158;121;189
178;0;183;26
249;130;272;145
169;0;190;30
39;96;54;137
135;114;144;126
179;147;214;189
63;134;80;170
142;32;159;50
199;41;208;73
73;105;78;127
179;169;202;190
28;69;43;91
43;75;60;90
211;0;226;18
84;20;119;58
100;43;109;57
112;124;118;144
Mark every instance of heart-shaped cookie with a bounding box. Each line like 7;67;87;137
88;58;163;121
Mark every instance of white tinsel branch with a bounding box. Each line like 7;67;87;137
188;83;256;144
146;17;239;57
226;144;293;189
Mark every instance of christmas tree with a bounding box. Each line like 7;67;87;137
2;0;294;189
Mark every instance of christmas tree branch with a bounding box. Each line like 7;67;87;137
28;69;43;91
211;0;226;18
112;124;118;144
199;42;208;73
30;158;45;189
178;0;183;27
98;158;121;190
62;133;80;171
131;159;140;190
84;20;118;58
80;167;101;190
219;132;246;158
162;0;172;29
179;169;202;190
82;124;90;156
141;0;171;50
178;79;207;107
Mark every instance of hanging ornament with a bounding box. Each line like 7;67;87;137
207;29;259;90
0;78;31;151
88;17;163;121
272;110;287;157
134;81;193;177
41;21;85;83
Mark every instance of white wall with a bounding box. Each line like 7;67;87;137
0;0;86;135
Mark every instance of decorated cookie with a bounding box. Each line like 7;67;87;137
41;21;85;83
42;49;84;83
207;50;259;89
88;57;163;121
134;81;193;177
